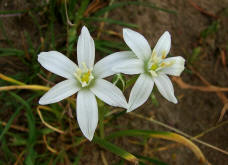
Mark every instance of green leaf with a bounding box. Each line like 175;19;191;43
150;93;159;107
0;10;27;15
9;92;37;165
188;47;201;64
136;155;168;165
107;130;208;164
0;48;24;57
93;136;138;164
0;134;15;163
67;0;90;56
0;106;23;141
95;40;128;50
0;19;13;46
201;21;219;38
112;73;126;91
95;45;114;54
125;75;138;89
73;146;84;165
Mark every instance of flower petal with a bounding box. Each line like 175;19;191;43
154;74;177;104
93;51;136;79
128;73;154;112
90;79;127;108
113;58;144;75
39;79;80;105
160;56;185;76
123;28;151;61
152;31;171;58
38;51;78;79
77;26;95;69
77;89;98;141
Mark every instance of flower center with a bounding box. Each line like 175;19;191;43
148;51;173;77
150;63;159;71
75;63;94;87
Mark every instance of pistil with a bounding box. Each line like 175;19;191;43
75;63;94;87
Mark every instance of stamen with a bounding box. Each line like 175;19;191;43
162;50;166;59
82;62;88;70
151;51;158;63
148;50;175;77
74;63;94;87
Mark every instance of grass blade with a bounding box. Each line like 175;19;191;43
0;48;24;57
67;0;90;56
136;155;168;165
107;130;209;165
0;106;23;141
9;92;37;165
93;136;139;164
73;146;84;165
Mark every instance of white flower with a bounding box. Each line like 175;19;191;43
113;28;185;112
38;26;128;141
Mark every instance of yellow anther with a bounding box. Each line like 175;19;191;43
162;50;166;59
74;63;94;87
160;62;165;67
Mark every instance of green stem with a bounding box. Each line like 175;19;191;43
99;106;105;139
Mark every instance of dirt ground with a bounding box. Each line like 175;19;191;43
107;0;228;164
1;0;228;165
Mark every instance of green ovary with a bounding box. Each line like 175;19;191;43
81;71;91;84
75;63;94;87
150;63;159;71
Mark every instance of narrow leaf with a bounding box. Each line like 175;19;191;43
107;130;209;164
93;136;138;164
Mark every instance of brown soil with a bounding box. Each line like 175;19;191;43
102;0;228;164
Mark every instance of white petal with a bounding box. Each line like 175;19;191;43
77;26;95;69
39;79;80;105
90;79;127;108
38;51;78;79
128;73;154;112
77;90;98;141
152;31;171;58
154;74;177;104
93;51;136;79
123;28;151;61
113;58;144;75
160;56;185;76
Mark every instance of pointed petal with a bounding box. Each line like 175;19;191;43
90;79;127;108
77;26;95;69
93;51;136;79
113;58;144;75
77;90;98;141
39;79;80;105
38;51;78;79
123;28;151;61
128;73;154;112
154;74;177;104
152;31;171;58
160;56;185;76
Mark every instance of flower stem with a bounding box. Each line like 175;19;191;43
99;106;105;139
